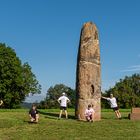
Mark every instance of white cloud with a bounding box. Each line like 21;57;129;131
120;65;140;72
128;65;140;68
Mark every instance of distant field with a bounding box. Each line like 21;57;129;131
0;108;140;140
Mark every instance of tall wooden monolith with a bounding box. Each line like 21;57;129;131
75;22;101;121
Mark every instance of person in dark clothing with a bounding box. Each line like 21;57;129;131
29;104;39;123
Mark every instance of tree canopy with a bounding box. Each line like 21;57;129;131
102;73;140;108
0;43;41;108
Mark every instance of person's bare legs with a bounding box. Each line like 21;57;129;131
30;116;39;123
116;110;121;118
35;114;39;122
30;117;34;122
85;116;93;122
114;111;119;118
64;110;68;119
115;110;121;119
29;115;34;122
59;110;63;118
86;116;90;121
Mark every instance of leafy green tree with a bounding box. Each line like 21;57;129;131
43;84;75;109
102;74;140;108
22;63;41;96
0;43;41;108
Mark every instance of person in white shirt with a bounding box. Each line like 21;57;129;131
85;104;95;122
102;94;121;119
0;99;3;106
57;92;70;119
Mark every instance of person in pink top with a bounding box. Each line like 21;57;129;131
85;104;95;122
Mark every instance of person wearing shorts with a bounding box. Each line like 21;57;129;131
102;94;121;119
29;104;39;123
57;92;70;119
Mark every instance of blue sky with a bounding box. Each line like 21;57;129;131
0;0;140;102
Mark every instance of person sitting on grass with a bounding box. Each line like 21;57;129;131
29;104;39;123
57;92;70;119
102;94;122;119
85;104;95;122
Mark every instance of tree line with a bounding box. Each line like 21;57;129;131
102;74;140;108
39;74;140;109
1;43;140;109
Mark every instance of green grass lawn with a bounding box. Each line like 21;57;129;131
0;109;140;140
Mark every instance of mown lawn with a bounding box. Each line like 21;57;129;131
0;109;140;140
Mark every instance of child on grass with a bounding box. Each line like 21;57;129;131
85;104;95;122
29;104;39;123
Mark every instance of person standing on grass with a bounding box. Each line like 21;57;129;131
85;104;95;122
57;92;70;119
0;99;3;106
29;104;39;123
102;94;122;119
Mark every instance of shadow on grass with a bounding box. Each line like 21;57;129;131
38;110;76;120
101;116;129;120
24;120;39;124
